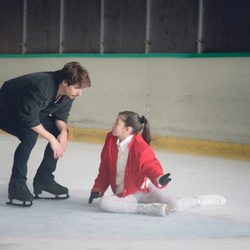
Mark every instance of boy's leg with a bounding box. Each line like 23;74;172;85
0;117;38;184
33;116;69;199
33;116;59;183
10;128;38;185
0;117;38;206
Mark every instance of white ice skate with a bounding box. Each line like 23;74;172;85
196;194;226;206
138;203;172;217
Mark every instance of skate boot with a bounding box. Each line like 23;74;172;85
138;203;172;217
33;180;69;200
196;194;227;206
6;183;34;207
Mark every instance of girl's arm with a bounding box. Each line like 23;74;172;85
91;134;112;195
140;148;169;188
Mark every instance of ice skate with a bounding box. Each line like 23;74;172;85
138;203;171;217
33;180;69;200
196;194;226;206
6;183;34;207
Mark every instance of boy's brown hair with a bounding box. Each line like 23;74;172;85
61;61;91;87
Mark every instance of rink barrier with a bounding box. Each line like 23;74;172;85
66;127;250;162
1;128;250;161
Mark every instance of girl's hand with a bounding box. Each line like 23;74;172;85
159;173;172;186
88;192;101;204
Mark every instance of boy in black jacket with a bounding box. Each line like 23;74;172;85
0;62;91;207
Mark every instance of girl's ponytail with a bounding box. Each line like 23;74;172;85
118;111;152;145
141;116;151;145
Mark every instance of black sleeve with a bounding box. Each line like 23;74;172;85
19;84;47;127
52;99;73;123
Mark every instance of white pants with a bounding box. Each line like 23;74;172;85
99;183;199;215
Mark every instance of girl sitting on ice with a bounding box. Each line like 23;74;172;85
88;111;226;216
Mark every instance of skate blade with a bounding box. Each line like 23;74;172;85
34;192;69;200
6;199;32;207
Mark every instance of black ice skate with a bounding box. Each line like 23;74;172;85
6;183;34;207
33;180;69;200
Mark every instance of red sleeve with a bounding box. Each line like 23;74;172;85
140;147;165;188
91;133;111;195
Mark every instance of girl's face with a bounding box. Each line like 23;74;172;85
112;115;131;141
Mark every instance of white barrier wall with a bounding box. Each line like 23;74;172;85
0;56;249;144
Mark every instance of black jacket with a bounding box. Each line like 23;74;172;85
0;71;73;127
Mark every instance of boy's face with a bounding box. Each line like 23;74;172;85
62;81;85;99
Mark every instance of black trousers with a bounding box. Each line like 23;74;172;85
0;115;60;185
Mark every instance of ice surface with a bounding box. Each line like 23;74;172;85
0;134;250;250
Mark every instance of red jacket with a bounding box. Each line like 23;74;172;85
91;132;166;197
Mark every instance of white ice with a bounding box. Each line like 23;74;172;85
0;134;250;250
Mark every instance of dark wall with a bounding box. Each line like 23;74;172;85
0;0;249;54
0;0;23;53
63;0;100;53
150;0;198;53
26;0;60;53
202;0;250;53
104;0;146;53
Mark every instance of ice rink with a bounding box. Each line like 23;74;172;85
0;133;250;250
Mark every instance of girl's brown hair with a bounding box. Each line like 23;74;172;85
118;111;151;145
